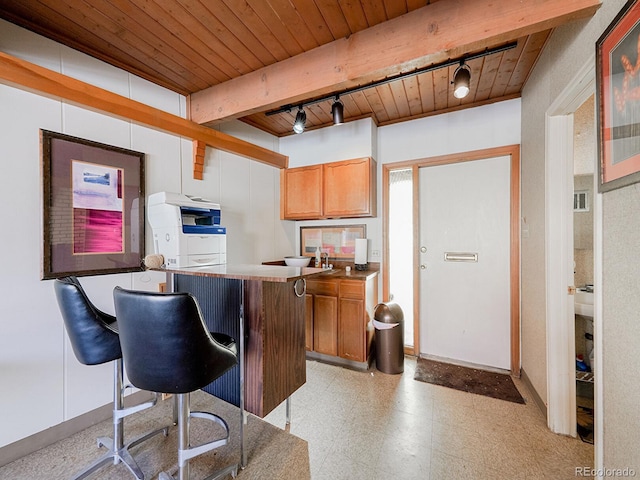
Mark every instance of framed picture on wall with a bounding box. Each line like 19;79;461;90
41;130;145;279
596;0;640;192
300;225;366;259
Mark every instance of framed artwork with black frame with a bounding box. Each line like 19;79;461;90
596;0;640;192
41;130;145;279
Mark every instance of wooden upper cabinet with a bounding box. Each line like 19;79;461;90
280;157;376;220
323;157;376;218
280;164;323;219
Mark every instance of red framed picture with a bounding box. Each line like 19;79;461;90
597;0;640;192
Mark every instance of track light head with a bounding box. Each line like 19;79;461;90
453;62;471;99
331;97;344;125
293;107;306;134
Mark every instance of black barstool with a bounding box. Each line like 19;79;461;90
54;277;169;480
113;286;239;480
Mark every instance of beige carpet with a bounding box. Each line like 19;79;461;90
0;391;310;480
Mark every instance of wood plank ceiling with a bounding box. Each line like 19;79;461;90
0;1;595;137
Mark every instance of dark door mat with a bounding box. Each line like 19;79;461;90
577;406;594;444
414;357;525;404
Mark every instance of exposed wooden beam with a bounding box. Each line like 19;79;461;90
190;0;600;126
0;51;288;170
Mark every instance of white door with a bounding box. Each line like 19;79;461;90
419;156;511;369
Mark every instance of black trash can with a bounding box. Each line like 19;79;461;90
373;302;404;374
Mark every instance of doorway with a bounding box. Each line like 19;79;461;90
384;145;521;373
545;58;601;464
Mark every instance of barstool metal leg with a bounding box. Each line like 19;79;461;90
70;359;169;480
285;396;291;425
160;392;237;480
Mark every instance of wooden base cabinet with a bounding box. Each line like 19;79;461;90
306;274;378;365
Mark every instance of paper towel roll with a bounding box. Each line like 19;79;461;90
355;238;368;265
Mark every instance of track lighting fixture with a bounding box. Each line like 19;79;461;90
293;107;306;134
267;43;518;124
452;61;471;99
331;96;344;125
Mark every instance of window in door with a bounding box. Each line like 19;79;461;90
388;168;414;347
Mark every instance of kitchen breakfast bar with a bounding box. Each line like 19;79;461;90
157;263;324;466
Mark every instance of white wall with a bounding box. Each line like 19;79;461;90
0;20;283;449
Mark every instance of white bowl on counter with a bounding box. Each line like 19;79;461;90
284;256;311;267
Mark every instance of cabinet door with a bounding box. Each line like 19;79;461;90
313;294;338;355
304;293;313;351
323;157;375;218
338;298;365;361
281;165;323;219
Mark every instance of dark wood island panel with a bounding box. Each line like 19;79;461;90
244;280;306;417
175;274;306;418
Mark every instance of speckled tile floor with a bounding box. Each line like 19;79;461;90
264;357;594;480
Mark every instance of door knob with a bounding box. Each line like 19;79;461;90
420;246;427;253
420;264;426;269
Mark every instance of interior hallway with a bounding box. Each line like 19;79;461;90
265;358;593;480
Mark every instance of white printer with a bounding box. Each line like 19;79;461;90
147;192;227;268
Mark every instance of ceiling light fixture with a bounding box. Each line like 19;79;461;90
452;61;471;99
266;42;517;124
292;106;306;134
331;96;344;125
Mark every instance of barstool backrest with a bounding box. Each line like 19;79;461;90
113;287;237;394
54;276;121;366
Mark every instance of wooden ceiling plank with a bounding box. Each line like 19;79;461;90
265;0;325;51
433;66;450;111
103;0;236;84
403;76;424;116
190;0;601;124
337;0;369;32
389;79;412;118
221;0;292;62
473;55;501;102
417;71;435;113
288;0;335;45
406;0;429;11
0;0;199;94
340;94;361;118
0;51;287;168
487;39;527;98
382;0;408;18
360;0;389;27
244;0;307;56
61;0;214;89
204;0;280;66
350;90;374;117
314;0;352;39
74;0;204;79
168;0;264;72
505;30;553;94
376;84;400;119
363;88;389;123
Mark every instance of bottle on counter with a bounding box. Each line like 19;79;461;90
315;247;321;267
